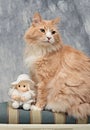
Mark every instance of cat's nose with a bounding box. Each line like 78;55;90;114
47;37;51;40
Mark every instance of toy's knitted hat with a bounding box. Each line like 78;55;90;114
11;74;34;86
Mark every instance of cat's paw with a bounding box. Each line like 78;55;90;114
31;105;42;111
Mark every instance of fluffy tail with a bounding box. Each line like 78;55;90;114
67;103;90;119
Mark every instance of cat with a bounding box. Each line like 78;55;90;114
24;12;90;119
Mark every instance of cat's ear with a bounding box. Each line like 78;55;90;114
32;12;42;26
52;17;60;25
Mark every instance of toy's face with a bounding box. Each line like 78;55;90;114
16;81;30;92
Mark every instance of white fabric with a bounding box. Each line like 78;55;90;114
8;88;35;108
11;74;33;85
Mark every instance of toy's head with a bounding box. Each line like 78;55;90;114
11;74;35;92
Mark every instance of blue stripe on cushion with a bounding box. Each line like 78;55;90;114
0;102;8;123
66;115;76;124
18;109;30;124
87;116;90;123
41;110;54;124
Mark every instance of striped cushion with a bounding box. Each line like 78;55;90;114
0;102;90;124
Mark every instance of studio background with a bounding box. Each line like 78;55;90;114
0;0;90;102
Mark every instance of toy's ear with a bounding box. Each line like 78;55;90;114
11;83;17;88
32;12;42;26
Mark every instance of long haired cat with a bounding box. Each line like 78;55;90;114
24;13;90;118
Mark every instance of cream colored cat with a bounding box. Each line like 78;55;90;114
24;13;90;118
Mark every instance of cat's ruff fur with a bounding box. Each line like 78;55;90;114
24;12;90;119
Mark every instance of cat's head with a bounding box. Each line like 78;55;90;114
24;13;62;47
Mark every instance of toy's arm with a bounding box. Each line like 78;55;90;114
23;92;32;100
21;90;35;102
8;88;20;101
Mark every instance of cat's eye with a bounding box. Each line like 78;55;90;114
52;31;56;34
40;28;45;33
18;85;20;87
23;85;26;88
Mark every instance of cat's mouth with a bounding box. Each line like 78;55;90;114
43;40;54;44
47;40;50;43
40;38;54;44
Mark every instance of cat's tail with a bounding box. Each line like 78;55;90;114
67;103;90;119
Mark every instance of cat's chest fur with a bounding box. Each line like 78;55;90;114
24;44;46;69
25;55;40;69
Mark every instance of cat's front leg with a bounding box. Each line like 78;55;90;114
31;82;47;110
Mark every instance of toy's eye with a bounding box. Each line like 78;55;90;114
18;85;20;87
52;31;56;34
23;85;26;88
40;28;45;33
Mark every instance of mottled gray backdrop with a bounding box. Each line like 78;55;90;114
0;0;90;102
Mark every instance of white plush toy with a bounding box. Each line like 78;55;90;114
8;74;35;110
